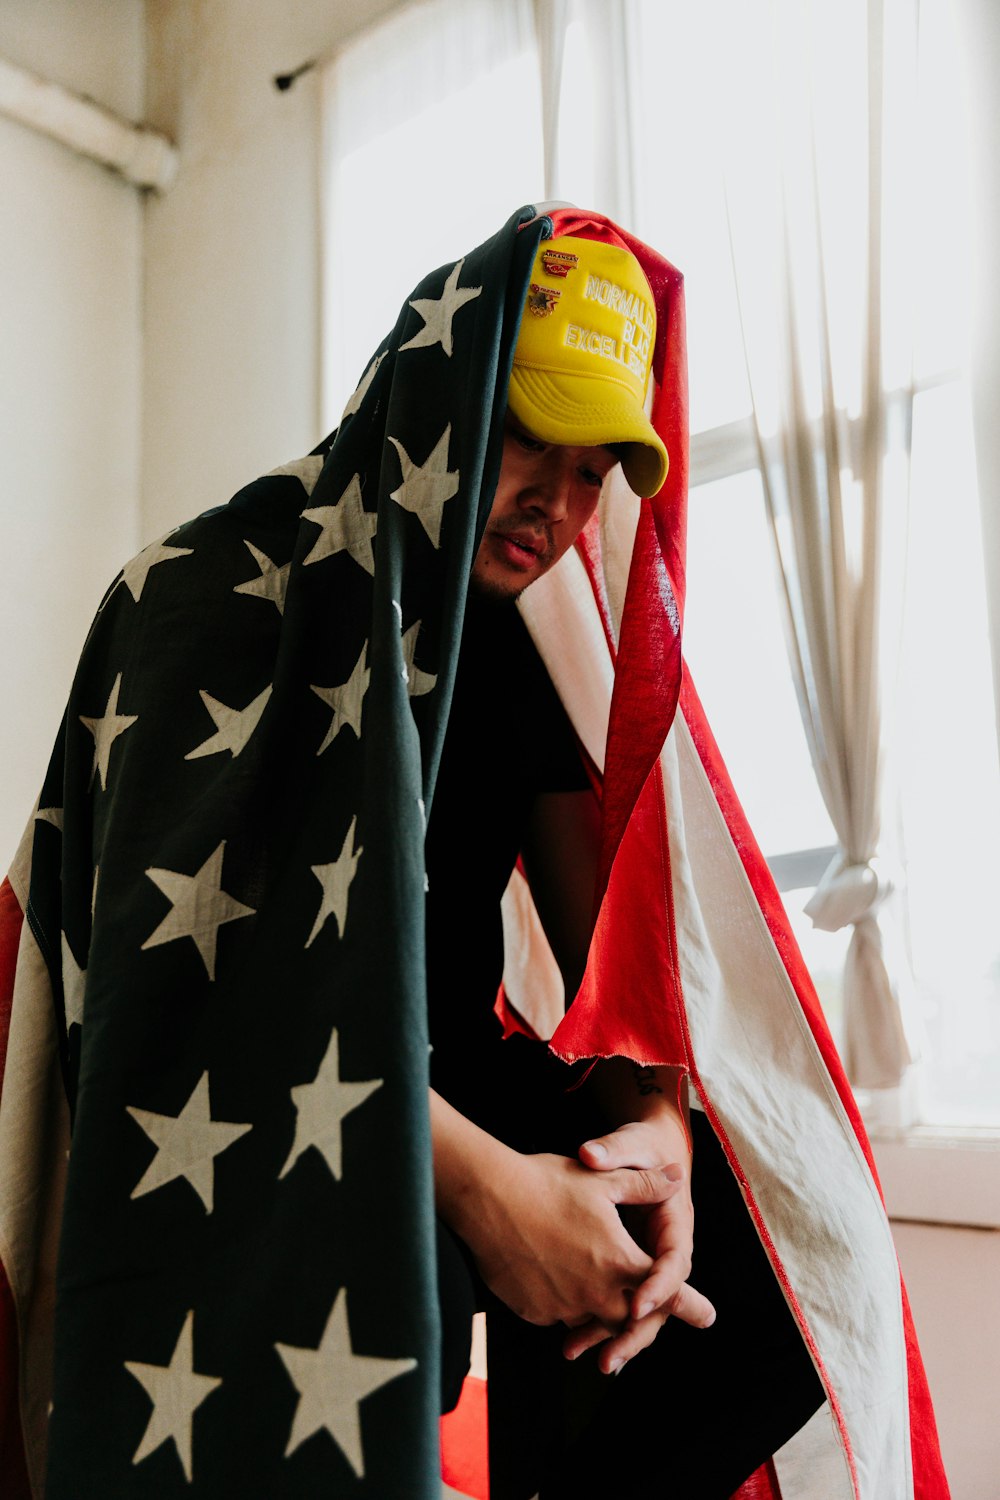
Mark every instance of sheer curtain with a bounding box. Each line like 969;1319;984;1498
321;0;1000;1116
533;0;639;226
538;0;918;1086
721;0;919;1088
320;0;541;428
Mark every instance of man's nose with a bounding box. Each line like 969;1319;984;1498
518;457;571;520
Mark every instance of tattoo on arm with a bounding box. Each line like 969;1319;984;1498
632;1063;663;1097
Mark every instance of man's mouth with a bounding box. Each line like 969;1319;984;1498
495;527;547;561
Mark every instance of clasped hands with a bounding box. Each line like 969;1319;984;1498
465;1117;717;1376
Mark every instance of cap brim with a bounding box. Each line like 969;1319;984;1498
508;366;669;498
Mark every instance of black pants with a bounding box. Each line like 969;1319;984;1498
437;1108;825;1499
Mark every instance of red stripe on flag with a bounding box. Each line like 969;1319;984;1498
440;1373;489;1499
902;1277;952;1500
0;876;32;1498
547;208;689;913
730;1458;783;1499
550;759;688;1068
0;878;26;1106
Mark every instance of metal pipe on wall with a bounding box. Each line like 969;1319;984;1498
0;54;178;192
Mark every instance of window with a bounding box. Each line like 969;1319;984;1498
321;0;542;428
322;0;1000;1130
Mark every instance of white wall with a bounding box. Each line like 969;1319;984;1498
141;0;403;538
0;0;406;867
0;0;145;868
893;1222;1000;1500
896;11;1000;1480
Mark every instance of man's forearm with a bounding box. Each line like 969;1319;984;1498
587;1059;691;1161
429;1086;514;1243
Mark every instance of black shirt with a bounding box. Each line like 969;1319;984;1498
425;597;589;1140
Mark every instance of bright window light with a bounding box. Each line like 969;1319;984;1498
683;468;836;857
321;1;542;429
322;0;1000;1126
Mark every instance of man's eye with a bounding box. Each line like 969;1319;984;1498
579;467;606;488
513;431;545;453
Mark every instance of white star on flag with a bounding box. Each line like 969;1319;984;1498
275;1289;415;1477
400;259;482;358
127;1071;252;1212
184;685;273;760
36;805;64;831
400;622;437;698
341;352;386;420
61;932;87;1029
311;646;369;753
233;541;290;614
302;475;377;574
279;1028;382;1182
266;454;326;497
79;673;138;791
118;535;194;603
141;841;255;980
388;425;459;549
306;817;362;947
125;1310;222;1483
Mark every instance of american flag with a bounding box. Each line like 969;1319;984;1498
0;204;545;1498
0;200;949;1500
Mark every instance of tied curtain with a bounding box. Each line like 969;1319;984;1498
538;0;920;1088
325;0;926;1090
721;0;919;1088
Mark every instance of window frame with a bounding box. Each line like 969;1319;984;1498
322;0;1000;1219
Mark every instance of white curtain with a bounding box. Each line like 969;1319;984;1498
532;0;639;229
724;0;919;1088
320;0;541;427
322;0;998;1101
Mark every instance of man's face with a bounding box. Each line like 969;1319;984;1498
470;414;620;601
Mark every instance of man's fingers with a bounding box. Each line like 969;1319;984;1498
579;1122;684;1173
666;1281;717;1329
605;1164;685;1207
633;1278;716;1330
595;1308;665;1373
561;1318;612;1362
594;1283;716;1375
631;1246;691;1318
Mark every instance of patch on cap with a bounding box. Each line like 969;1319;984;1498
540;249;579;278
527;283;561;317
508;234;669;497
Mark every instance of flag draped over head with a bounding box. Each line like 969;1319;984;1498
0;204;545;1498
0;203;949;1500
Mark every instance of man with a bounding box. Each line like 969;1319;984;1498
425;234;825;1498
0;206;947;1500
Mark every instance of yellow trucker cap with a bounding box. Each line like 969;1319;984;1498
508;235;669;497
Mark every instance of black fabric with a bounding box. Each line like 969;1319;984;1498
425;597;589;1131
484;1113;826;1500
428;607;824;1494
436;1088;826;1497
30;209;550;1500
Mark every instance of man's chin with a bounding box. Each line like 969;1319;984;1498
467;569;526;605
